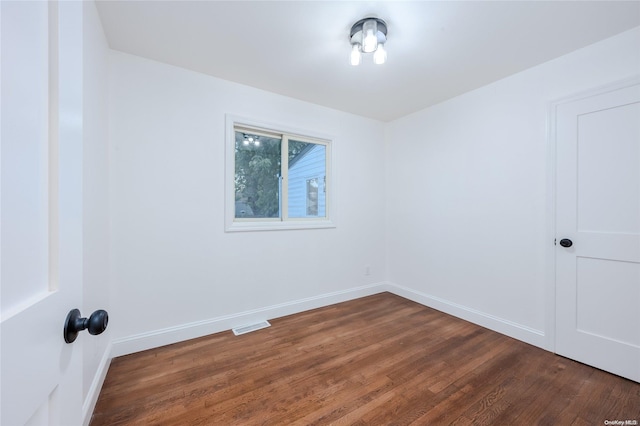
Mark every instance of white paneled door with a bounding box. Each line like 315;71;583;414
555;80;640;382
1;1;84;424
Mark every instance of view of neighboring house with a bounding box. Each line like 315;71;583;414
288;143;326;218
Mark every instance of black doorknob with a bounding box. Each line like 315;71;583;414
64;309;109;343
559;238;573;248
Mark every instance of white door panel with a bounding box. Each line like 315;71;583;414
577;102;639;234
1;1;84;424
576;257;639;346
1;0;51;311
555;81;640;382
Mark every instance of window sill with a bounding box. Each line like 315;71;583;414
225;219;336;232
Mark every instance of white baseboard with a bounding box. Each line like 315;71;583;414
385;282;547;349
111;283;387;357
82;341;113;426
110;281;546;357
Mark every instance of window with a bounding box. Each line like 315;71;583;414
226;116;333;231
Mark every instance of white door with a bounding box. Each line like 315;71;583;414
1;1;85;424
555;80;640;382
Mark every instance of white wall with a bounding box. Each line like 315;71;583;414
108;52;387;354
82;0;111;420
385;27;640;349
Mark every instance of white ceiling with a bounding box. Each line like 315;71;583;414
95;1;640;122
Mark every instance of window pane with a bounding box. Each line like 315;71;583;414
235;131;281;218
287;140;326;218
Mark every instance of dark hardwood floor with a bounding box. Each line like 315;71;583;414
91;293;640;425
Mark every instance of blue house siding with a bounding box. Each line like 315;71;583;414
288;144;326;218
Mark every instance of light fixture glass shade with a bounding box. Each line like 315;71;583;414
350;44;362;66
362;19;378;53
373;44;387;65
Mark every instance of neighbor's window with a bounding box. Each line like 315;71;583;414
226;117;332;231
305;178;319;216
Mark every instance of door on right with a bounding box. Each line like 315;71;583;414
555;80;640;383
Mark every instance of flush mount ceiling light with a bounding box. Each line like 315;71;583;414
349;17;387;66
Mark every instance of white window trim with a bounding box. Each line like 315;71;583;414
225;114;335;232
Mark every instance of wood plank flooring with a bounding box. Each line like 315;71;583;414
91;293;640;425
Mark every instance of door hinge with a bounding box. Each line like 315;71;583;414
554;238;557;246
